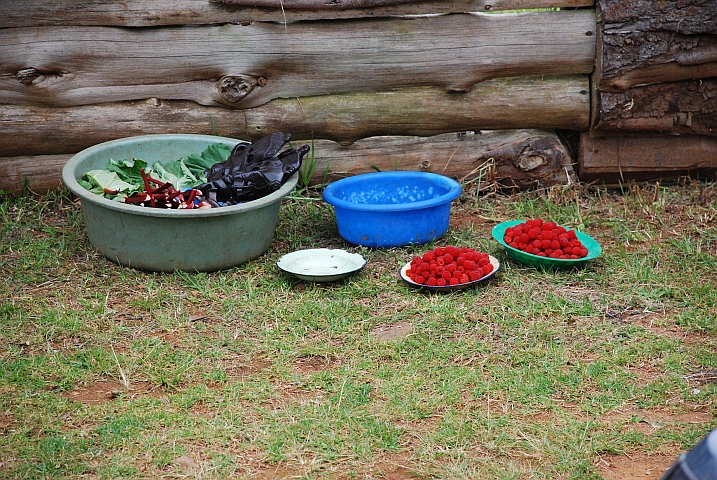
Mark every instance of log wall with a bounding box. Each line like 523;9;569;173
580;0;717;181
0;0;596;193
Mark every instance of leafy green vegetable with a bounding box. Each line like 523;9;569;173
80;143;234;200
151;159;201;191
80;170;139;201
184;143;234;178
107;158;149;186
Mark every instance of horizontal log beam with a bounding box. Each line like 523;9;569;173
0;76;590;157
0;154;68;194
1;0;595;27
0;130;575;194
0;11;596;109
578;133;717;182
311;130;576;190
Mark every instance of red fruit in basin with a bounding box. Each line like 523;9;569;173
406;246;494;286
503;219;589;259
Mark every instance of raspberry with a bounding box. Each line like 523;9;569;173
503;219;589;260
406;246;495;286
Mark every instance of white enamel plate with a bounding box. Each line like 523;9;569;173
277;248;368;282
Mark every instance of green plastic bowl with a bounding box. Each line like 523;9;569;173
62;134;297;272
491;220;602;268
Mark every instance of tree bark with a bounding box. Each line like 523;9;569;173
0;11;596;109
1;0;595;27
597;0;717;92
592;0;717;136
0;130;576;194
0;75;589;157
593;79;717;136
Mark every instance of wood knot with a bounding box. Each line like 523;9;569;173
16;68;68;86
517;147;547;172
420;160;431;170
218;75;263;103
16;68;41;85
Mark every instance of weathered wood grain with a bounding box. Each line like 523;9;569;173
0;76;590;157
578;133;717;182
0;130;575;194
0;11;596;109
1;0;595;27
0;154;69;194
597;0;717;92
593;79;717;136
312;130;576;190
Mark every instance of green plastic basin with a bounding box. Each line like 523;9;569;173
491;220;602;269
62;134;297;272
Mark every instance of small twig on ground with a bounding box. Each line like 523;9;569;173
111;346;129;388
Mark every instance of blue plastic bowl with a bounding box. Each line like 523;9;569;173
322;171;462;248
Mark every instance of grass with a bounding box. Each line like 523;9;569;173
1;180;716;479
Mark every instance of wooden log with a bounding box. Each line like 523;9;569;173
0;75;590;157
578;133;717;182
597;0;717;92
0;11;596;109
0;154;69;194
1;0;595;27
309;130;577;190
0;130;576;194
592;79;717;136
